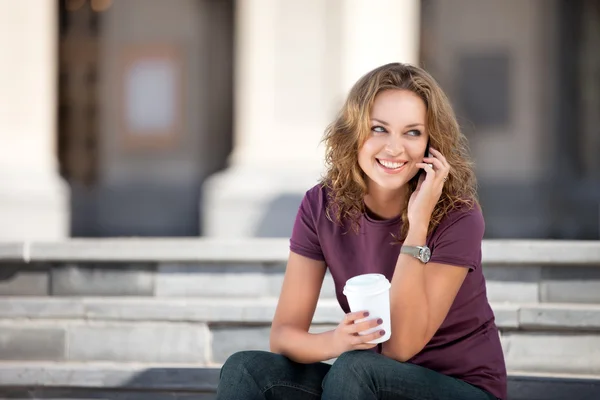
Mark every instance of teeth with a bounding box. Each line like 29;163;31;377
378;159;405;169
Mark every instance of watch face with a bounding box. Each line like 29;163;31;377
420;247;431;263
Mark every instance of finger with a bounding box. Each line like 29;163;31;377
422;156;445;172
351;329;386;346
354;341;378;350
428;149;450;172
364;329;386;343
348;318;383;334
429;148;450;168
422;157;449;183
344;310;370;324
415;163;436;180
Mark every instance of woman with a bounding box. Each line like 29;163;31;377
216;63;506;400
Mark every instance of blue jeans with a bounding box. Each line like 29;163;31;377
216;350;498;400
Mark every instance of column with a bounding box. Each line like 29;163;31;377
340;0;421;93
0;1;69;240
201;0;420;238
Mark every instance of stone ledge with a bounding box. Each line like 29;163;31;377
520;304;600;330
0;362;220;391
3;263;600;303
0;243;23;262
2;264;600;303
493;304;520;329
1;363;599;400
0;320;210;364
2;298;600;330
501;332;600;374
507;374;600;400
482;240;600;265
29;238;289;263
0;388;217;400
0;297;343;324
0;239;596;264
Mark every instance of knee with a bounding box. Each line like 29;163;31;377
220;350;270;381
218;351;275;397
332;350;375;372
323;351;375;386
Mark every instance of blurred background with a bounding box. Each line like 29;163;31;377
1;0;599;241
1;2;600;399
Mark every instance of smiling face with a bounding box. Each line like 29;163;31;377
358;89;429;193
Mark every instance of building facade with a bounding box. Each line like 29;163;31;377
0;0;598;240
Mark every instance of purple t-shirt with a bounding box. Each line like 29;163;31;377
289;184;507;400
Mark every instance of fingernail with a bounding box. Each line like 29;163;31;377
363;311;370;317
380;330;386;336
377;318;383;325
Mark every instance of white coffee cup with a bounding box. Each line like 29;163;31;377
342;273;392;344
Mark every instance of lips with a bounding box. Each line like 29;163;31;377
376;158;406;170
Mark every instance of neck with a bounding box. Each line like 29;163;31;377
364;182;407;220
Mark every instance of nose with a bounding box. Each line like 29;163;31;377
385;134;404;156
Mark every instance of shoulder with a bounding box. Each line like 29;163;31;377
292;182;331;233
289;183;331;261
300;182;331;217
304;182;329;204
435;201;484;236
428;201;484;270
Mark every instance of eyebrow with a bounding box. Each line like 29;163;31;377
371;118;425;129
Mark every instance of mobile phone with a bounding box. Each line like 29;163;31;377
414;140;431;181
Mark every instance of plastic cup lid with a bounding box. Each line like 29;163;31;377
343;273;391;296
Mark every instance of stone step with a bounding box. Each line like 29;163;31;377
1;297;600;376
2;238;600;303
2;297;600;329
0;362;599;400
3;238;599;264
3;260;600;304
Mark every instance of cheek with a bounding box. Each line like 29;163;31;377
357;147;369;170
358;138;380;160
408;142;428;160
358;146;374;170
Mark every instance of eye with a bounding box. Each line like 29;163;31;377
371;125;387;134
406;129;422;137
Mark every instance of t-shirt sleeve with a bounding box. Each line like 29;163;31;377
428;206;485;271
289;190;325;261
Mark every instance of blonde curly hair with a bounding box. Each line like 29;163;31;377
321;62;478;239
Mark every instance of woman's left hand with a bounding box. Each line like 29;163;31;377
407;148;451;229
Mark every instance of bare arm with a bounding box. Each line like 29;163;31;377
269;251;336;363
381;147;477;361
381;227;468;361
270;251;382;363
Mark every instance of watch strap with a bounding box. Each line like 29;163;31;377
400;246;422;258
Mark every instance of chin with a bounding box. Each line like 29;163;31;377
371;177;409;192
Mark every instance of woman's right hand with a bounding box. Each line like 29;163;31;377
330;311;385;357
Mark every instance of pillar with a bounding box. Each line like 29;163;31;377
202;0;420;237
0;0;69;240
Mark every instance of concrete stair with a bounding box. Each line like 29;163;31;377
1;363;600;400
1;297;600;399
1;297;600;369
1;238;600;399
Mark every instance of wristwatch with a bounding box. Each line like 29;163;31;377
400;245;431;263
